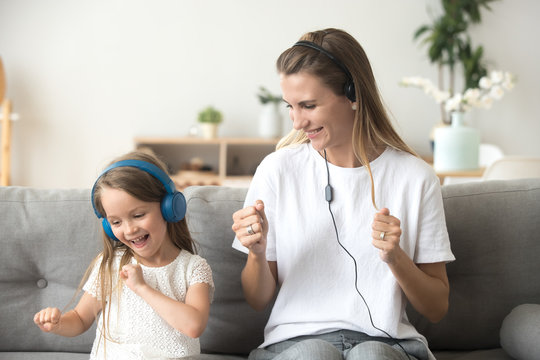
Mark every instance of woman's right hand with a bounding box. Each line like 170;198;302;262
232;200;268;255
34;307;62;333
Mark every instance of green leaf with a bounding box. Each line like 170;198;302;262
413;25;431;40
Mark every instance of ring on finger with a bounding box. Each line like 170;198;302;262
247;224;255;235
380;231;386;240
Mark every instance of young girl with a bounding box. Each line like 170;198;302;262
34;150;214;359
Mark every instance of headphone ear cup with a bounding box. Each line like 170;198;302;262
102;218;119;241
344;81;356;102
161;191;187;222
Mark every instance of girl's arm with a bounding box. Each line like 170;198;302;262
372;208;450;323
120;264;211;339
33;291;101;337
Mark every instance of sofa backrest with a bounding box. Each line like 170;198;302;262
407;178;540;350
184;186;272;355
0;187;101;353
2;179;539;355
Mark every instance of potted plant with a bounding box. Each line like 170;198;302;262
197;106;223;139
405;0;498;124
257;86;283;138
401;0;516;172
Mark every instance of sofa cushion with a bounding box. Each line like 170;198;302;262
407;179;540;350
0;187;101;353
184;186;271;356
499;303;540;360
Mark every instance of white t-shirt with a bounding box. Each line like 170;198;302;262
83;250;214;359
232;143;454;359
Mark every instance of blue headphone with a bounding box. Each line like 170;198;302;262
91;159;186;241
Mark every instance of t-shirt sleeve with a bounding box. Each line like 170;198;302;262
188;256;215;303
414;177;455;264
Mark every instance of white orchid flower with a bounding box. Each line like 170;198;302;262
400;70;514;116
480;95;494;109
489;86;504;100
479;76;493;89
490;71;504;83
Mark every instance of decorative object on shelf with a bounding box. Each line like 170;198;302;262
197;106;223;139
433;111;480;172
405;70;515;152
188;124;199;137
257;86;283;138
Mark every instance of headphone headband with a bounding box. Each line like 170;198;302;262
293;40;356;102
91;158;186;241
91;159;176;219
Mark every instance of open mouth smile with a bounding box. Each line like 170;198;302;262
128;234;149;248
306;127;323;138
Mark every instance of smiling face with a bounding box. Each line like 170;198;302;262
100;187;178;267
280;71;359;167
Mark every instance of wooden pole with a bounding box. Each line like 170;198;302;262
1;99;12;186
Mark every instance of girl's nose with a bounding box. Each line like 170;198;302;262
125;221;138;235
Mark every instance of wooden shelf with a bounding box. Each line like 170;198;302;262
134;137;279;189
421;157;484;183
435;168;485;184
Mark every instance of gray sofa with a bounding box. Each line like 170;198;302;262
1;179;539;360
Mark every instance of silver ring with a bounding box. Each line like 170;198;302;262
380;231;386;240
247;224;255;235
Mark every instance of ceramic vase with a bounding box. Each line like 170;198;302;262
433;111;480;172
258;103;282;139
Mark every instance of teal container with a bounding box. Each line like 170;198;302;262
433;112;480;172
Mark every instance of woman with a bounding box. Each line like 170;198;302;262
232;28;454;360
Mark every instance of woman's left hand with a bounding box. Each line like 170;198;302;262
120;263;146;293
371;208;403;264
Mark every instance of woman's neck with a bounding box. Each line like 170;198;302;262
321;145;385;168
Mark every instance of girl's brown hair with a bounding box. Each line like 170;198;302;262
86;150;195;348
276;28;417;208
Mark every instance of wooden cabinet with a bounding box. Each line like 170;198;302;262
134;137;279;189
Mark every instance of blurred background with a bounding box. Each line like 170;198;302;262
0;0;538;188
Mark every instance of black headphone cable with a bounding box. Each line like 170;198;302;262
323;149;412;360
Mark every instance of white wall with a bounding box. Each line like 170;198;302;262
1;0;539;188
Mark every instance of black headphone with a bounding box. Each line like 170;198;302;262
293;40;356;102
91;160;186;241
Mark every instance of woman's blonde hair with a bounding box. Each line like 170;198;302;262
85;150;195;348
276;28;417;208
